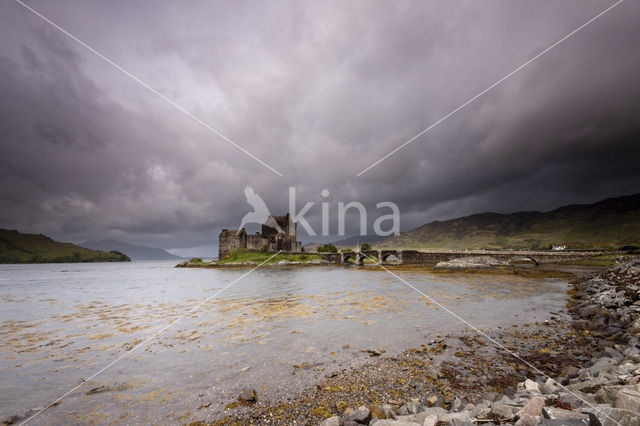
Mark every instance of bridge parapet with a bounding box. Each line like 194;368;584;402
312;249;605;265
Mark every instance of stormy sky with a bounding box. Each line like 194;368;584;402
1;0;639;256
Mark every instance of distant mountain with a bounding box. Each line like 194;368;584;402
380;193;640;250
80;239;182;261
302;235;386;251
329;234;387;248
0;229;130;263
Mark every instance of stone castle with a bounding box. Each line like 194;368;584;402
218;213;302;259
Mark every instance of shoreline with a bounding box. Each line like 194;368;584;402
197;257;640;425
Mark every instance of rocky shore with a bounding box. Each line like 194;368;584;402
316;257;640;426
208;257;640;425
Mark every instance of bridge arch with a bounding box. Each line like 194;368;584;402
342;252;356;264
381;253;402;264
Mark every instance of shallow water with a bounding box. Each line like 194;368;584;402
0;261;569;424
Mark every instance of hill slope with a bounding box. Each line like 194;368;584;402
80;239;182;261
0;230;130;263
380;193;640;250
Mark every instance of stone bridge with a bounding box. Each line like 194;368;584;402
312;249;604;266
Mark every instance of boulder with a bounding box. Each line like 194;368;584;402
590;358;616;377
585;406;640;426
565;367;581;379
596;385;624;405
515;414;541;426
541;378;560;395
439;411;474;424
559;392;597;409
471;402;491;418
516;397;546;418
394;408;448;425
370;420;421;426
615;387;640;412
481;391;500;402
346;405;371;424
542;407;589;421
491;401;518;420
423;415;437;426
449;420;475;426
524;379;541;393
321;416;341;426
539;419;590;425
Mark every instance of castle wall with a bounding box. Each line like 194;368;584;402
246;234;268;251
218;230;246;259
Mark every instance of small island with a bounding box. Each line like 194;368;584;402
176;248;325;267
0;229;131;263
177;213;324;267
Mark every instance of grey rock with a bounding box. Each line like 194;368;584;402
419;407;449;417
516;397;546;418
539;420;590;426
615;387;640;412
515;414;541;426
504;386;517;398
585;406;640;426
449;420;475;426
524;379;541;392
491;403;518;420
369;421;420;426
559;392;597;409
541;378;561;395
599;347;623;360
566;367;581;379
590;358;616;377
481;391;500;402
394;408;447;424
451;397;462;412
440;411;474;424
347;406;372;424
422;415;437;426
542;407;589;421
321;416;341;426
405;398;420;414
471;402;490;418
596;385;623;405
396;404;409;416
566;378;608;392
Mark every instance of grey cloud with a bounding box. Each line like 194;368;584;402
0;0;639;252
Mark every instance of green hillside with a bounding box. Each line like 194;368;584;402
380;193;640;250
0;229;131;263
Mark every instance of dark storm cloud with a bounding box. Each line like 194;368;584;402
0;0;639;253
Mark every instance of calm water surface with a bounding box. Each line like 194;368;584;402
0;261;569;424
